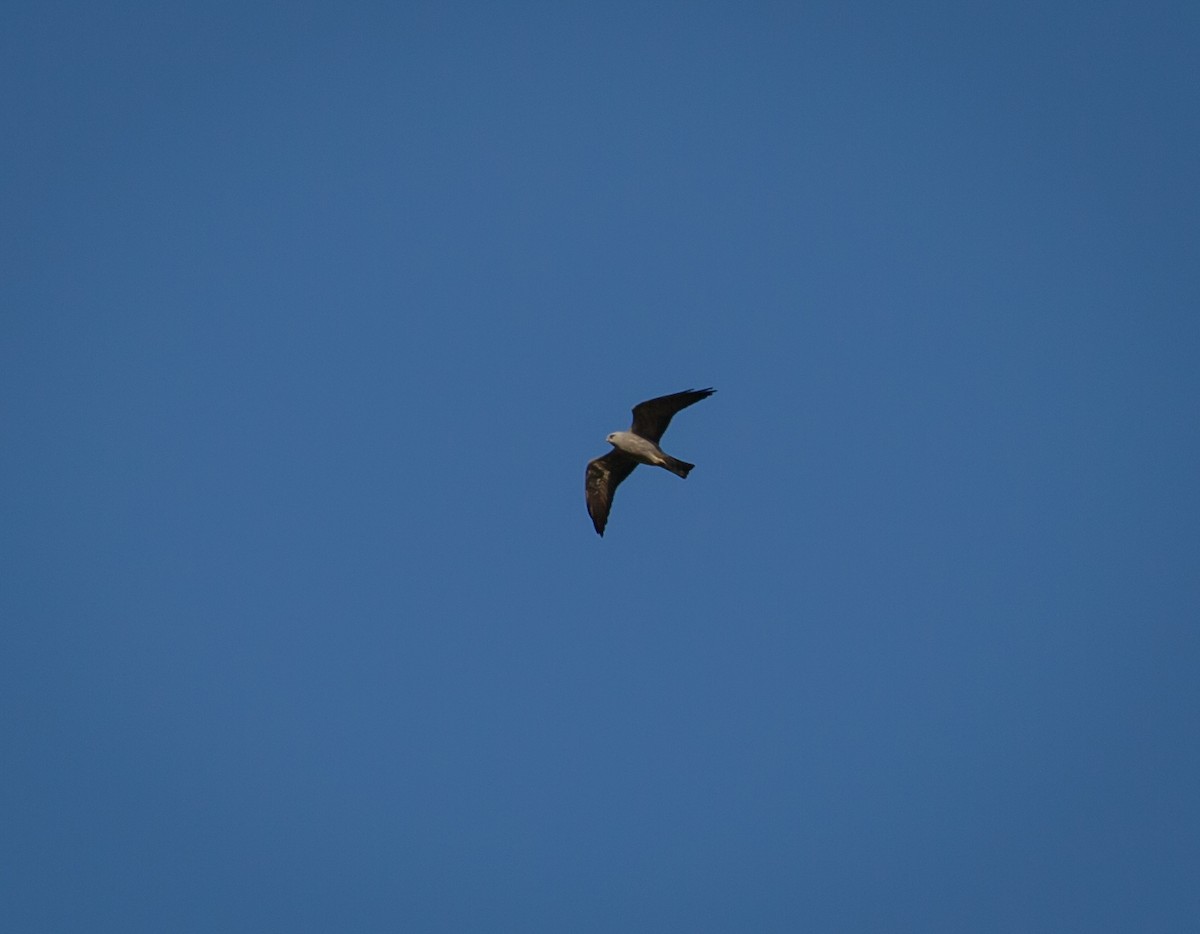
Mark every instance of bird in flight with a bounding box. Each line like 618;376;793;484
585;388;715;536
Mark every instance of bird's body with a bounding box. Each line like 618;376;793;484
605;431;690;475
585;388;715;536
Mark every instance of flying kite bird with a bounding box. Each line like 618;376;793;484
585;387;716;536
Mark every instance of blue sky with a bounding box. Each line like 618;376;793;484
4;1;1198;931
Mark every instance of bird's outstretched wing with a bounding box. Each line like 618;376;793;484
629;388;716;443
585;450;638;537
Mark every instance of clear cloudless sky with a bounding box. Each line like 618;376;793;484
3;1;1198;931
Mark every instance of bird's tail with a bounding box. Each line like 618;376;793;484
663;456;694;479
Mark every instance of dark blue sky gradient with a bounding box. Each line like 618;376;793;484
4;2;1199;931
